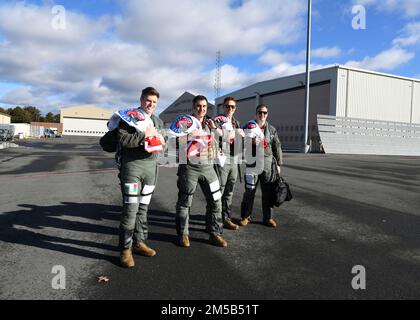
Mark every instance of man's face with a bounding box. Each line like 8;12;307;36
193;99;207;118
256;107;268;122
223;100;236;118
140;95;158;115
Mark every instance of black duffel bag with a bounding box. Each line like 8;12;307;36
266;158;293;207
272;176;293;207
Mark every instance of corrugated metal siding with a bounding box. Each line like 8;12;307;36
335;68;348;117
347;70;412;122
234;83;330;150
328;68;339;116
216;66;338;104
413;81;420;124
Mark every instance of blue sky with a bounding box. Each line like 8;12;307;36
0;0;419;115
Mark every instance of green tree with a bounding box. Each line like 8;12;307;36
24;106;42;122
9;106;32;123
0;107;6;114
45;112;55;123
53;114;60;123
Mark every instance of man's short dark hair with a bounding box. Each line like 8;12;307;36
256;104;268;113
224;96;236;105
141;87;160;100
193;95;208;106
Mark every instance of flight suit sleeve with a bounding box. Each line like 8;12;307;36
271;126;283;166
118;121;146;148
157;117;168;143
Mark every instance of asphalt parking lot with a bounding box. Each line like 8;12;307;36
0;136;419;300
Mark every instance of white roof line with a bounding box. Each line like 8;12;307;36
60;104;112;111
217;65;420;102
336;64;420;82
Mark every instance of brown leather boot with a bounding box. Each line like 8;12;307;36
264;219;277;228
132;241;156;257
120;249;135;268
239;217;249;227
179;235;190;248
224;220;239;230
209;234;228;247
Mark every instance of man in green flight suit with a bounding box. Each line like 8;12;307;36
212;96;244;231
118;87;166;268
175;95;228;248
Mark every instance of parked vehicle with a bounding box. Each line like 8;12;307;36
0;129;7;141
0;128;14;142
44;128;56;138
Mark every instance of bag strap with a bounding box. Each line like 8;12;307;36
272;157;281;180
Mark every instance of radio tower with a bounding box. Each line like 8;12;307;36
214;50;222;102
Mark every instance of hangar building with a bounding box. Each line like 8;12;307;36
61;105;113;137
216;65;420;153
159;92;216;127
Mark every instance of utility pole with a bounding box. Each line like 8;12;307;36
303;0;312;153
214;50;222;116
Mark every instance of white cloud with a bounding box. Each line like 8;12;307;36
345;47;414;71
0;3;110;46
393;22;420;47
259;46;341;67
258;50;304;66
255;62;331;82
117;0;307;57
0;87;61;110
0;1;308;114
354;0;420;17
312;47;342;59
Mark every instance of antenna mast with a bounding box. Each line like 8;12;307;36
214;50;222;101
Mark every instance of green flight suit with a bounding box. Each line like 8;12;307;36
240;121;282;222
118;113;164;250
175;119;223;237
214;116;241;222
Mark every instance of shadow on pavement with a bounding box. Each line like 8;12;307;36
147;209;209;237
0;204;198;264
0;202;121;265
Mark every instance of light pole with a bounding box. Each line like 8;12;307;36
303;0;312;153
